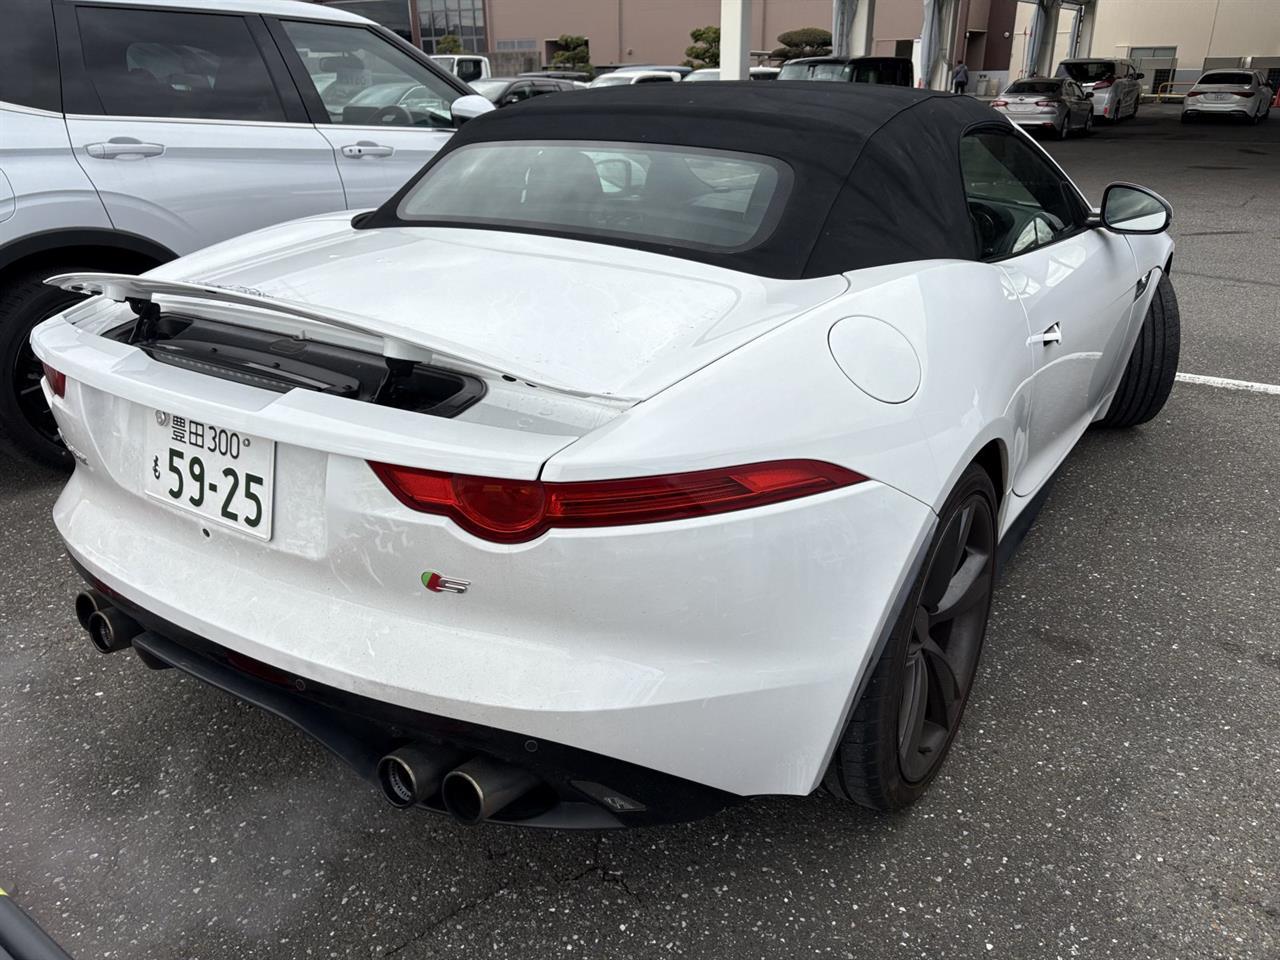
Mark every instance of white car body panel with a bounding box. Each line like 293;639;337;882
314;124;453;209
0;104;113;234
64;115;349;257
1182;72;1273;119
133;215;850;401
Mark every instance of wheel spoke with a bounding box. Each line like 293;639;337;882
898;652;929;757
930;549;991;625
920;505;972;608
920;635;963;725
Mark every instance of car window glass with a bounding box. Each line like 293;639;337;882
1200;72;1253;86
280;20;457;127
959;130;1079;260
1;0;60;112
76;7;285;121
395;141;788;252
455;58;483;83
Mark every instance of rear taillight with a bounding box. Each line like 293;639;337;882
1231;90;1254;97
1035;99;1057;107
42;362;66;398
1093;78;1114;89
991;99;1008;107
369;460;867;543
1185;90;1202;97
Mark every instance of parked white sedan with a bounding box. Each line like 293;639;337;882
34;84;1179;828
1182;70;1273;123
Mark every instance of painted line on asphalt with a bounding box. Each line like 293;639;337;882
1175;372;1280;395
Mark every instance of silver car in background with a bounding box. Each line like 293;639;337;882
1182;70;1274;124
1056;58;1144;121
991;77;1093;139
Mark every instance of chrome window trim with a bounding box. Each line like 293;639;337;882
0;100;64;119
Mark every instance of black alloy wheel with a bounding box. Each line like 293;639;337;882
824;464;998;811
896;490;995;784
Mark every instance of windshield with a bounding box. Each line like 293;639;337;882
1199;72;1253;86
393;141;790;253
470;79;509;100
778;61;849;82
1056;61;1116;82
1006;81;1062;95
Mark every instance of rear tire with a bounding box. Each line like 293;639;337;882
823;464;997;812
1098;273;1180;428
0;266;90;468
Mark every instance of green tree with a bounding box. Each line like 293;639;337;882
684;25;720;68
551;34;591;72
435;34;463;55
772;27;832;61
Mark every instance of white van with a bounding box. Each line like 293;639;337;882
430;55;491;83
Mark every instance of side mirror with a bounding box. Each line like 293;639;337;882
450;94;494;125
499;93;521;106
1085;91;1094;99
1136;72;1146;80
1100;182;1172;234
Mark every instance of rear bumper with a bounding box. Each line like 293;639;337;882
72;558;735;828
1182;101;1254;116
52;405;935;799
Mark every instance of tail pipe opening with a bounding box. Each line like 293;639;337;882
442;757;540;825
376;744;464;808
83;604;141;655
74;589;106;630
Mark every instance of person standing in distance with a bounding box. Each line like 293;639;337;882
952;61;970;94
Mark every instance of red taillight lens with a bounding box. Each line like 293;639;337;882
1093;78;1113;89
991;99;1008;107
42;362;66;398
1231;90;1254;97
1185;90;1201;97
369;460;867;543
1035;99;1056;106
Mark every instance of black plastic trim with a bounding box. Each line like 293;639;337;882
70;557;740;829
995;474;1056;581
0;227;176;276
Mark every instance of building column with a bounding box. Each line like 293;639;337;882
1073;1;1097;59
1026;0;1062;77
850;0;875;56
720;0;752;79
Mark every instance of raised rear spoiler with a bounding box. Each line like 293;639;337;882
46;273;635;404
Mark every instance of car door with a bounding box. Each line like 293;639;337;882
960;126;1140;496
1069;81;1090;127
499;81;538;107
270;18;463;210
57;3;347;257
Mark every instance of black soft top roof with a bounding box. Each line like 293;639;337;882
367;83;1006;279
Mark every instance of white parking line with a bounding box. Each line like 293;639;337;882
1175;372;1280;395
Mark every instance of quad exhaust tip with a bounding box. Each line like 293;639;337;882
80;599;140;655
441;757;539;825
376;744;463;809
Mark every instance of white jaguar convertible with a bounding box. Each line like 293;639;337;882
32;83;1178;827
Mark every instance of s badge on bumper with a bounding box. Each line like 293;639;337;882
422;570;470;594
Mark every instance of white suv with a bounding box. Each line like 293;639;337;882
1055;58;1145;122
0;0;490;466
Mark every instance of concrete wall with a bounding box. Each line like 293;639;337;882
487;0;832;67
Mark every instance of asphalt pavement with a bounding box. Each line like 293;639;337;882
2;103;1278;960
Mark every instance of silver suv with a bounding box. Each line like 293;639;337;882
0;0;490;466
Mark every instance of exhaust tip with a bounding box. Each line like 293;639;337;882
85;607;139;654
375;744;461;809
442;758;539;825
74;590;102;631
377;755;419;809
441;770;486;824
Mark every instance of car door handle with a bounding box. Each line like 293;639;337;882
86;139;165;160
341;142;395;159
1027;323;1062;346
1134;270;1153;300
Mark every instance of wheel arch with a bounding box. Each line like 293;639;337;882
971;438;1007;511
0;228;176;288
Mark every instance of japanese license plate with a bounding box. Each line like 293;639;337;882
144;410;275;539
1207;93;1230;102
